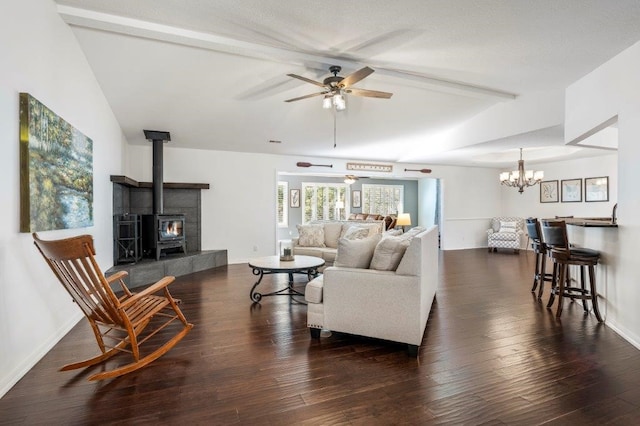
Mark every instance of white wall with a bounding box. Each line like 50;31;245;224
439;166;503;249
501;153;618;220
564;40;640;348
126;145;503;260
0;1;125;397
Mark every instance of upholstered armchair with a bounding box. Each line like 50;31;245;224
487;217;524;253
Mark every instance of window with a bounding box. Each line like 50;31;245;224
302;183;348;223
277;181;288;227
362;184;404;215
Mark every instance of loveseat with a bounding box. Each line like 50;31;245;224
305;225;439;356
292;220;385;267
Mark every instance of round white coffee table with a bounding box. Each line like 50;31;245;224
248;255;325;303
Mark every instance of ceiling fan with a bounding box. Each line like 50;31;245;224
344;174;369;184
284;66;393;109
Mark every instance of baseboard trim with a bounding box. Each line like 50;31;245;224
0;312;82;399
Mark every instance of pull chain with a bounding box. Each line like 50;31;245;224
333;108;337;148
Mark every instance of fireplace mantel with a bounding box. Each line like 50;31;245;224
110;175;209;190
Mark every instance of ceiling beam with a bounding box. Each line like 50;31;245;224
57;5;517;101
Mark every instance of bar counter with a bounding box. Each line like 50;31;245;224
559;217;618;322
563;217;618;228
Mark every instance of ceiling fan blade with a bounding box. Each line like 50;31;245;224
284;92;327;103
346;88;393;99
286;73;326;88
339;66;374;88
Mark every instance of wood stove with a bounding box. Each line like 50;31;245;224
142;214;186;260
141;130;187;260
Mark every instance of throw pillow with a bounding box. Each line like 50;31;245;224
296;224;326;247
340;222;383;239
370;236;411;271
322;222;344;248
342;226;370;240
499;221;518;233
334;234;382;268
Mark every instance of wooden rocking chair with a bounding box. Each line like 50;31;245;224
33;233;193;381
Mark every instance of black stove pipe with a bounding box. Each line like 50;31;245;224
143;130;171;215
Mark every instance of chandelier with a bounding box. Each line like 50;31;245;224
499;148;544;193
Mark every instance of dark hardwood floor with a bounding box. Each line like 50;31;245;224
2;249;640;425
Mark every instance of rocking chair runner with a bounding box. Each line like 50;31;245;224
33;233;193;381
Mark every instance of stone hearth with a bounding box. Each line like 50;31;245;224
107;250;227;290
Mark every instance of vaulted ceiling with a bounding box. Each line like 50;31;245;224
55;0;640;167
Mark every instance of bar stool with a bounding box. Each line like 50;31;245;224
540;220;603;322
525;218;555;299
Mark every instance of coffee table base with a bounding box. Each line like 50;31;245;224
250;270;316;303
248;255;324;304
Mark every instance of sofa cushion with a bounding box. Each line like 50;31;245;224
322;248;337;264
294;246;323;257
370;235;411;271
323;222;344;248
297;224;325;247
305;275;324;303
334;234;382;268
395;230;425;276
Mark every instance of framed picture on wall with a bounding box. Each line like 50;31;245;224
289;189;300;208
561;179;582;202
540;180;559;203
585;176;609;202
352;190;361;208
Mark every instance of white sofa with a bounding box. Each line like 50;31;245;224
292;220;385;267
305;225;439;356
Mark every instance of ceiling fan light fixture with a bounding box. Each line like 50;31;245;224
333;93;346;111
322;95;332;109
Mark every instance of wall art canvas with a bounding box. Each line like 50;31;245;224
20;93;93;232
352;190;361;208
290;189;300;208
540;180;559;203
561;178;582;203
585;176;609;202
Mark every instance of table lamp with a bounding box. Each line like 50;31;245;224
396;213;411;232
